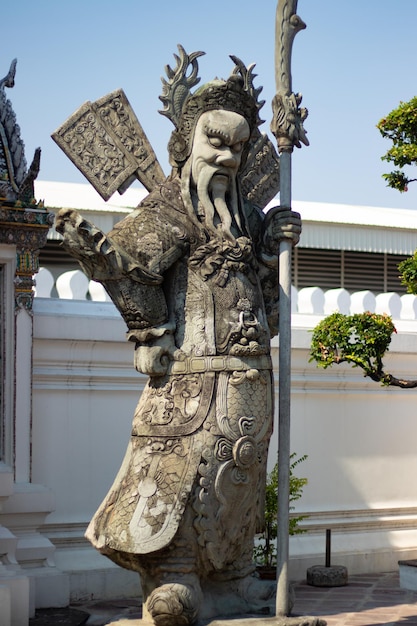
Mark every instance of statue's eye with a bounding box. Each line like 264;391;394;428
232;142;244;153
208;136;223;148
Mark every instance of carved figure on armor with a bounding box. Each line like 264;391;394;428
55;46;301;626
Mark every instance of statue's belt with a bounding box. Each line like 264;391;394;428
168;354;272;375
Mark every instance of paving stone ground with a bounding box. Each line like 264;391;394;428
29;571;417;626
293;572;417;625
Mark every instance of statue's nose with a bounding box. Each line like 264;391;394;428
216;148;238;168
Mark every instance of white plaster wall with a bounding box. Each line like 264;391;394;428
273;321;417;577
32;300;141;525
32;299;141;601
31;299;417;586
278;338;417;511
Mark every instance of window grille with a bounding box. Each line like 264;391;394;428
293;248;408;294
386;254;407;292
344;251;385;293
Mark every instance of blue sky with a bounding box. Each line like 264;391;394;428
3;0;417;210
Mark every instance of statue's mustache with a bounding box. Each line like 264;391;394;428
196;166;235;241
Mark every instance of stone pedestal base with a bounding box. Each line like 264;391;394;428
108;618;326;626
84;577;327;626
306;565;348;587
206;618;326;625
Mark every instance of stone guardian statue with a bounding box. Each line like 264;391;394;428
54;46;301;625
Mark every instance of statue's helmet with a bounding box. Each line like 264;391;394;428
159;46;264;168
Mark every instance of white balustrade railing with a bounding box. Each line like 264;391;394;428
35;267;111;302
34;268;417;321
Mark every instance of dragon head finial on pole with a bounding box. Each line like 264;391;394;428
272;0;309;155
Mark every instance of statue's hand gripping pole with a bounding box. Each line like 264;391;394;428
271;0;308;618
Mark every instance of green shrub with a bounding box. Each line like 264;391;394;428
254;453;308;568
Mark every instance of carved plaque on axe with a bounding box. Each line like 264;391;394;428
52;89;165;201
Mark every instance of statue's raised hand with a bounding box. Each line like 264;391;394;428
133;334;177;377
263;205;301;253
55;207;163;284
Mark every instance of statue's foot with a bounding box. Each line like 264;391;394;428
231;574;276;613
202;573;291;617
236;574;295;614
199;573;276;620
146;581;202;626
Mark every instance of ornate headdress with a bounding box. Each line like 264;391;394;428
159;45;264;168
53;45;279;209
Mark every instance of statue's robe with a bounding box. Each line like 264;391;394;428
85;175;278;580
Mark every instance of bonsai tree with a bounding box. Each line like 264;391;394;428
254;453;308;569
310;311;417;388
309;102;417;387
377;96;417;192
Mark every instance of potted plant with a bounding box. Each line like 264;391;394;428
254;453;308;578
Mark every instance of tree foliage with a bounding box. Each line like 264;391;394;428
377;96;417;192
398;251;417;294
310;311;417;388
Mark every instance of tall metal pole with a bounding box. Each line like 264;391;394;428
276;152;293;617
272;0;308;616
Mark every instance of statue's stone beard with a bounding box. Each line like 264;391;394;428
181;161;242;243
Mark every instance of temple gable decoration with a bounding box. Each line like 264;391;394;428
0;58;54;311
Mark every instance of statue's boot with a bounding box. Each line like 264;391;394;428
199;569;283;620
146;575;202;626
236;572;276;602
234;573;294;615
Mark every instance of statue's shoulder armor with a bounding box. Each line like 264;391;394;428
243;200;264;247
109;177;194;262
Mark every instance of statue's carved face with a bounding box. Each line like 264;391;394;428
187;110;250;241
190;110;250;190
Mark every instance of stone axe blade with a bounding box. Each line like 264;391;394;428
52;88;165;201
